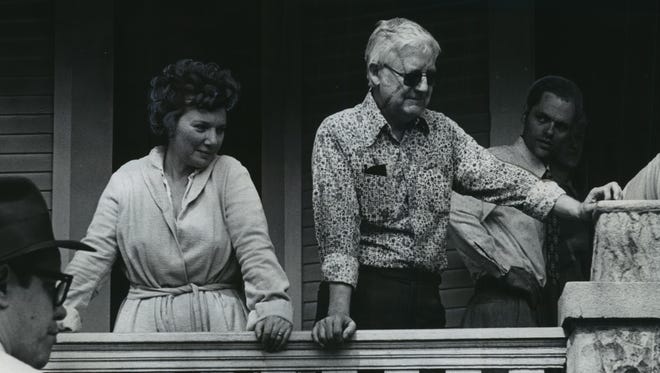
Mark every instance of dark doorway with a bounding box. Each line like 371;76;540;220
535;0;660;196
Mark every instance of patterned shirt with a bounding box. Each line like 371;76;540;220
312;92;565;287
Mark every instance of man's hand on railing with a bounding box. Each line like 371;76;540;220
311;313;356;348
578;181;623;220
552;181;623;221
254;315;293;352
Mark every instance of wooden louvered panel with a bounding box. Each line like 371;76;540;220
302;244;319;264
0;96;53;114
0;114;52;134
0;77;53;96
0;58;52;77
0;39;53;59
0;134;53;153
0;171;51;190
0;0;54;209
0;153;51;172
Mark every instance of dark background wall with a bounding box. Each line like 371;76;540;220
1;0;656;332
113;0;262;181
535;0;660;197
93;0;660;329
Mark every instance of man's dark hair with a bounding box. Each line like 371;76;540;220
0;250;53;288
1;256;36;287
523;75;586;126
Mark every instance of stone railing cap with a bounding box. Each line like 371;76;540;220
596;199;660;214
559;282;660;326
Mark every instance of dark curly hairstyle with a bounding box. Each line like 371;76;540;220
148;59;240;137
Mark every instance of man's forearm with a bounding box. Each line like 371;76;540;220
552;194;584;220
551;182;623;221
327;282;352;316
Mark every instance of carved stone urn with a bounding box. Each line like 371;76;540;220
591;200;660;282
560;200;660;373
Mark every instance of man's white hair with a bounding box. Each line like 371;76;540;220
364;18;441;85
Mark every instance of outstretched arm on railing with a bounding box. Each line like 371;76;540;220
552;182;623;221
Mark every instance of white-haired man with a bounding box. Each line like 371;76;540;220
310;18;621;347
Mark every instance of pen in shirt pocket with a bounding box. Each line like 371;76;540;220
473;241;507;276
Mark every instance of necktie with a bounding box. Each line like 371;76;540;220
542;167;552;181
541;169;561;324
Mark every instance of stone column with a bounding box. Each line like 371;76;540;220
559;200;660;373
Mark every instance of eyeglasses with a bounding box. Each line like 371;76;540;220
382;64;437;87
32;269;73;307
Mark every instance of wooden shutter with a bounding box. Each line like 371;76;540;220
0;0;54;208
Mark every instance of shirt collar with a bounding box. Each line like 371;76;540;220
513;136;547;178
147;145;200;179
359;91;431;146
148;145;167;171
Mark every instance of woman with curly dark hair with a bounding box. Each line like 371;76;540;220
59;59;293;351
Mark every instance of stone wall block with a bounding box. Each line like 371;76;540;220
655;331;660;373
568;326;656;373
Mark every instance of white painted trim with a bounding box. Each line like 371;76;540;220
488;0;535;147
260;1;303;330
52;0;115;332
52;0;73;265
282;2;303;332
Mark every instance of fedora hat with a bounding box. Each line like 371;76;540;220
0;176;94;262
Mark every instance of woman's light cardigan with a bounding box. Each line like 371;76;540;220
61;147;293;332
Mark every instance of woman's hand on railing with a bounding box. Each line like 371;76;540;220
254;315;292;352
311;313;356;348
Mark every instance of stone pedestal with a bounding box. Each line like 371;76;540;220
559;201;660;373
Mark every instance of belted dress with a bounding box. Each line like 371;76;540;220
61;146;292;332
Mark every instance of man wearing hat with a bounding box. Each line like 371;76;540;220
0;176;94;371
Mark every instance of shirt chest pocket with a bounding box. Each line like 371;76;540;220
415;164;452;214
357;173;405;222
